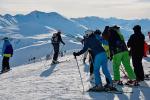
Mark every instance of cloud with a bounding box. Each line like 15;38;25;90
0;0;150;19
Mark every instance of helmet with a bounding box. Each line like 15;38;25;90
94;29;101;35
133;25;141;31
3;37;9;40
84;30;93;37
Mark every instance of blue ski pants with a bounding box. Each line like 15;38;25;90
93;52;112;85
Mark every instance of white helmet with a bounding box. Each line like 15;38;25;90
84;30;93;37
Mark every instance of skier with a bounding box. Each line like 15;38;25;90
1;37;13;73
108;25;137;86
144;41;149;57
73;30;115;91
51;31;65;64
148;32;150;40
127;25;145;82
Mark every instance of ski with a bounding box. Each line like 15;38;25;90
87;89;133;94
144;74;150;80
51;60;70;65
0;69;12;74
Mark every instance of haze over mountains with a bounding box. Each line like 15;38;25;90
0;10;150;39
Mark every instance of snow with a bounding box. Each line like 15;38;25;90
0;53;150;100
0;11;150;100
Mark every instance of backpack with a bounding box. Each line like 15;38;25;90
51;33;59;43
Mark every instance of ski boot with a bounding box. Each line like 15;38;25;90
113;80;123;86
51;60;59;65
104;84;117;91
125;80;139;86
88;84;104;92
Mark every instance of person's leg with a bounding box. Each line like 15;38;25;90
122;51;136;80
53;44;59;61
83;51;88;63
89;53;94;75
112;53;122;81
101;52;112;85
5;57;10;70
93;54;102;86
2;57;7;72
132;55;144;81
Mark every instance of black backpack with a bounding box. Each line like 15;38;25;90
51;33;59;43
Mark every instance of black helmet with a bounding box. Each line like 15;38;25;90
133;25;141;31
94;29;101;35
113;25;120;29
3;37;9;40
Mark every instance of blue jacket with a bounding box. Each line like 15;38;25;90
76;34;106;59
2;40;13;56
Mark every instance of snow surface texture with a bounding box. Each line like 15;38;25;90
0;54;150;100
0;11;150;100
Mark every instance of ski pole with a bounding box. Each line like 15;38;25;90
74;56;85;93
120;65;128;78
59;45;65;57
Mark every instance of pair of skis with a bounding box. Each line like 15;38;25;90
87;88;133;94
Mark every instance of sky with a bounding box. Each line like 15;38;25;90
0;0;150;19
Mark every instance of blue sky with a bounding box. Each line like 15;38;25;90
0;0;150;19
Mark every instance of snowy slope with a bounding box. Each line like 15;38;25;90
0;54;150;100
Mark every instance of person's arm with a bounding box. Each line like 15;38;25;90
95;34;108;45
2;42;6;55
59;35;65;45
127;35;133;48
73;43;88;56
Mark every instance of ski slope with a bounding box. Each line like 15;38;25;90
0;54;150;100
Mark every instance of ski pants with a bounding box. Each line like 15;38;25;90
113;51;136;80
93;52;112;85
2;57;10;72
132;54;144;81
52;44;59;61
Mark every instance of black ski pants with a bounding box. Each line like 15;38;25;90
132;55;144;81
2;57;10;72
52;44;60;61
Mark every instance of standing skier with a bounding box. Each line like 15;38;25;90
127;25;145;82
108;25;137;86
1;37;13;73
73;30;115;91
51;31;65;64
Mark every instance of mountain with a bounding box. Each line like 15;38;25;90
72;17;150;39
0;11;87;37
1;11;150;39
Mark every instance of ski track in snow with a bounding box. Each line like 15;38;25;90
0;55;150;100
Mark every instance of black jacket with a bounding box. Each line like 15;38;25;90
51;33;65;45
108;28;127;56
127;32;145;56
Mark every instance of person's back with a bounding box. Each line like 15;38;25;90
2;38;13;57
127;30;145;56
108;26;127;55
78;33;105;58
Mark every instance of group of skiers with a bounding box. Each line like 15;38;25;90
73;25;147;91
0;24;149;91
